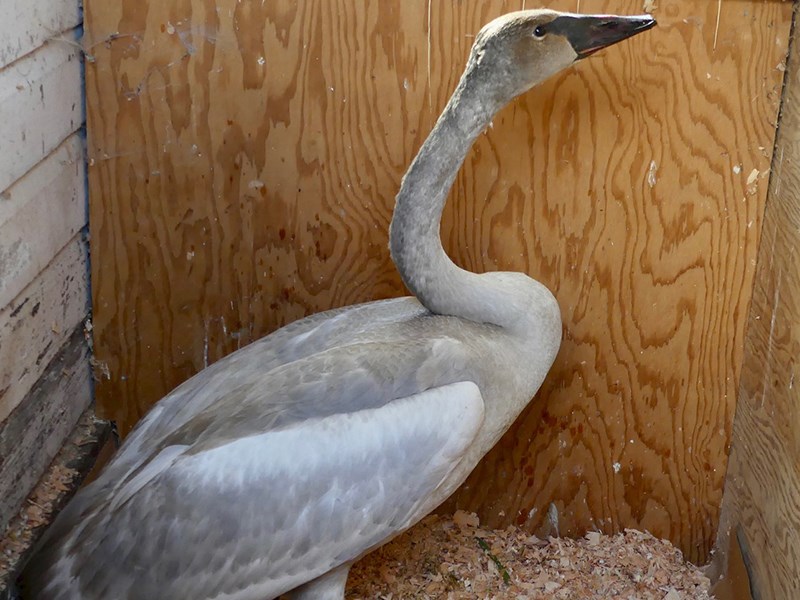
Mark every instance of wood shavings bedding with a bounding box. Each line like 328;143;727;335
0;412;110;591
0;463;77;584
346;511;712;599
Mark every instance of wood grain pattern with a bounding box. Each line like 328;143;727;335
713;5;800;596
85;0;792;562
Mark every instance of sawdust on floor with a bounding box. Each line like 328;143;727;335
3;464;712;600
347;511;712;599
0;463;77;581
0;411;108;590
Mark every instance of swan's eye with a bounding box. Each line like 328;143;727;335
533;25;546;38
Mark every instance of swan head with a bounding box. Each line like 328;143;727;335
466;10;656;103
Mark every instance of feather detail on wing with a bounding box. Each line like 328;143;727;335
48;382;484;600
118;297;427;463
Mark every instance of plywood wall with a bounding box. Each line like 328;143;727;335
85;0;793;562
712;6;800;596
0;0;91;531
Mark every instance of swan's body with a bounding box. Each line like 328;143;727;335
21;9;654;599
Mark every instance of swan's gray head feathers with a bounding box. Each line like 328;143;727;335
465;10;656;103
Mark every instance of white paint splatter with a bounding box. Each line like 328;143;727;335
203;320;210;368
647;160;658;188
547;503;559;536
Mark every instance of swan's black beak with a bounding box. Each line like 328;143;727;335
550;14;656;60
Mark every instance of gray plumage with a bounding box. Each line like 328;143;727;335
20;9;654;600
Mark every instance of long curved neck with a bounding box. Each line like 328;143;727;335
389;71;522;329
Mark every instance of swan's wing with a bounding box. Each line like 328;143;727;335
118;297;426;465
30;335;478;581
109;334;477;477
48;382;484;600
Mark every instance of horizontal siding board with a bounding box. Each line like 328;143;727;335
0;35;83;193
0;235;89;423
0;0;82;69
0;327;91;531
0;134;86;308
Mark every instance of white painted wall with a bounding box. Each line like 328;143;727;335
0;0;91;530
